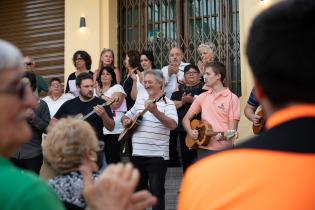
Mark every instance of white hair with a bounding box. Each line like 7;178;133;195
198;42;216;54
0;39;23;71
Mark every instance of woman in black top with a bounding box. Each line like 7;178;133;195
65;50;93;96
171;64;205;172
122;50;141;110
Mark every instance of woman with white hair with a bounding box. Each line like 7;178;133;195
197;42;216;74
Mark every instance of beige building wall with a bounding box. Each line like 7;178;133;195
237;0;280;142
64;0;118;81
64;0;280;141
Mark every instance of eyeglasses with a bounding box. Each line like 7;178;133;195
24;62;33;66
185;71;199;76
50;83;61;87
0;81;27;100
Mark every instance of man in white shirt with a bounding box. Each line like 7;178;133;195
122;70;178;210
161;47;190;98
42;78;74;118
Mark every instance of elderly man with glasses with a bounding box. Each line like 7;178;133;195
0;39;64;210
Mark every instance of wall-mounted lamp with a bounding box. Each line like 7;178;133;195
80;17;86;28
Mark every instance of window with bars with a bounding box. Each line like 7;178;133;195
118;0;241;96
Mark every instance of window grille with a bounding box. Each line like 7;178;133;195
118;0;241;95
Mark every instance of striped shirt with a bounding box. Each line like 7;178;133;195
125;96;178;160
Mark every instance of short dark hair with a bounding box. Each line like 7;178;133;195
49;77;61;86
184;64;200;74
72;50;92;70
126;50;140;70
97;66;117;88
23;71;37;91
140;50;156;69
76;72;93;87
204;61;226;83
246;0;315;107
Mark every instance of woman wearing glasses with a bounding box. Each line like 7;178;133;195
171;64;205;172
65;50;93;96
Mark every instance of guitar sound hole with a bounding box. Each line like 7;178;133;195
197;126;205;140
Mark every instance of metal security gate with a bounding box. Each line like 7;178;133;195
0;0;65;83
118;0;241;95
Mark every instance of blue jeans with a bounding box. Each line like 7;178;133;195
131;156;167;210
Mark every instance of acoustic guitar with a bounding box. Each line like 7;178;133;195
81;97;119;120
118;94;165;142
252;109;266;134
185;119;237;149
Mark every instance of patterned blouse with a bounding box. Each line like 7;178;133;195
48;171;99;208
171;82;205;131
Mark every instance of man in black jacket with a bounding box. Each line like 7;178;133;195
11;71;50;174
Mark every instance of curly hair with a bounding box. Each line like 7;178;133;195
126;50;140;69
140;50;156;69
42;117;99;174
72;50;92;70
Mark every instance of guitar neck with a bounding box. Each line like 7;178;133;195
138;109;148;118
82;98;117;120
137;94;165;118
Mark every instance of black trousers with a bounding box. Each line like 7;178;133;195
103;134;121;164
131;156;167;210
178;131;197;173
168;130;180;166
11;154;43;174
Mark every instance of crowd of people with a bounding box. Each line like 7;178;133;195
0;0;314;209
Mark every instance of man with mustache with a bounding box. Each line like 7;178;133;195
54;72;114;143
121;70;178;210
161;47;190;167
161;47;190;99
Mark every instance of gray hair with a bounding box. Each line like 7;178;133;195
0;39;23;71
144;70;165;90
198;42;216;54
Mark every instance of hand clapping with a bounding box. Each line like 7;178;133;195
80;163;157;210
